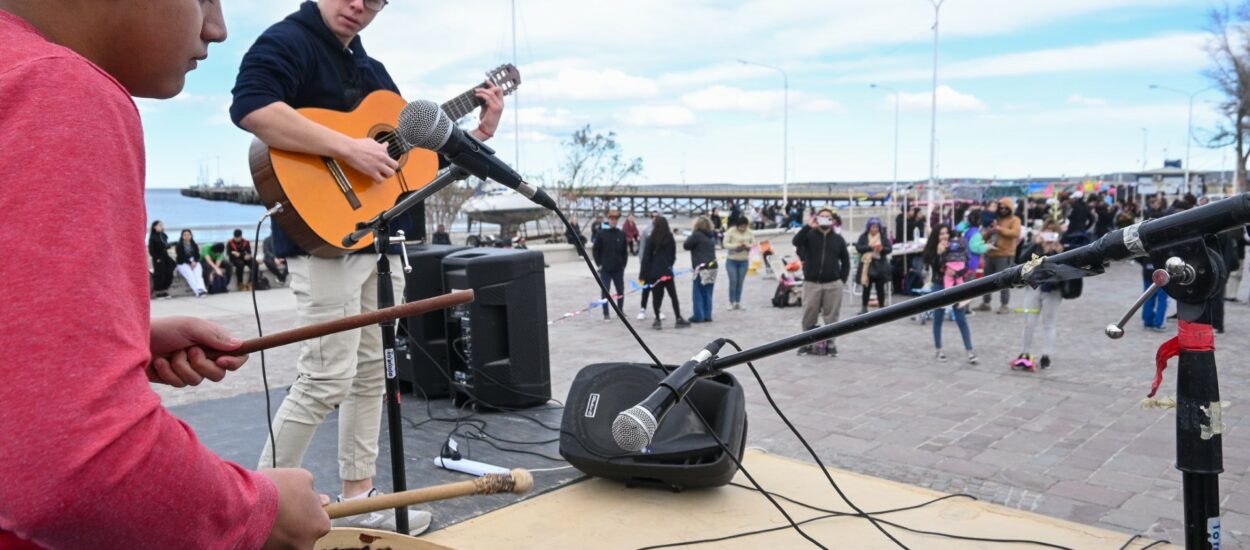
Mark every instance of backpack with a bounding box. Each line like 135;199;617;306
772;280;801;308
254;275;271;291
207;272;229;294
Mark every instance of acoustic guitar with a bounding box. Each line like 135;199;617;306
249;64;521;257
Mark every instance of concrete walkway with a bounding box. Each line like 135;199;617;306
152;239;1250;545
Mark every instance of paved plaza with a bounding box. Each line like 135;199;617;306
153;237;1250;545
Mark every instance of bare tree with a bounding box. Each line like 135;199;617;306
551;125;643;209
1205;3;1250;194
423;179;477;234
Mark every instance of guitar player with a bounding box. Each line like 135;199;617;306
229;0;505;535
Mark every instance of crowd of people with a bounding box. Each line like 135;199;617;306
148;223;289;298
572;190;1248;371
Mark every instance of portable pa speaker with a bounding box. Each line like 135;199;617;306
559;363;747;491
397;244;469;398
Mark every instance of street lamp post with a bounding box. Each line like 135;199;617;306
1149;84;1214;195
871;83;901;237
738;59;789;207
926;0;945;227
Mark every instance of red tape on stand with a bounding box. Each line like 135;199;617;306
1148;320;1215;397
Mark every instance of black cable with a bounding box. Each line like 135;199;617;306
1118;534;1172;550
723;338;907;548
252;216;277;469
637;486;971;550
553;208;827;549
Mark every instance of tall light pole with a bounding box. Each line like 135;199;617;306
738;59;788;206
1149;84;1214;195
871;83;901;232
511;0;520;169
926;0;945;226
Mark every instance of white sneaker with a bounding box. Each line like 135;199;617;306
637;310;647;320
660;312;667;320
330;489;433;536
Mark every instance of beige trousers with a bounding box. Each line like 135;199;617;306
259;253;405;481
801;280;844;345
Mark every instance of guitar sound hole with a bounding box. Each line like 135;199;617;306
372;129;405;162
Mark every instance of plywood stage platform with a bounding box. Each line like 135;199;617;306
421;449;1176;549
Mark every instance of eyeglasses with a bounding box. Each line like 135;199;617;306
364;0;388;11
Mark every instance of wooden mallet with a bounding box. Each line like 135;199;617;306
324;469;535;519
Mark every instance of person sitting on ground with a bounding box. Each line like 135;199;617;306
174;229;208;297
262;235;288;285
148;220;175;298
227;228;254;291
201;241;231;294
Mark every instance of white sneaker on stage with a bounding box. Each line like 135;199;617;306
330;489;433;536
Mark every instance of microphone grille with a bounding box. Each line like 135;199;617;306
611;406;658;452
397;99;453;151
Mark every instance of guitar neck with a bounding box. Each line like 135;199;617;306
441;84;486;121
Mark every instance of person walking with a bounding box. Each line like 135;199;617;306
640;216;689;329
684;216;718;323
1011;221;1066;370
855;217;892;314
723;218;754;310
592;210;628;321
976;197;1021;313
923;224;977;364
792;208;850;356
148;221;175;298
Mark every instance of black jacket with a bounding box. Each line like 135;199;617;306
432;232;451;245
593;227;629;272
230;1;413;258
175;241;201;265
148;232;170;261
683;230;717;268
640;239;676;281
792;226;850;283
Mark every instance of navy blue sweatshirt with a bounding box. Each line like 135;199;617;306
230;1;414;258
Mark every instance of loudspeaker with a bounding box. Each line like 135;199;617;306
559;363;747;491
442;248;551;409
397;244;469;398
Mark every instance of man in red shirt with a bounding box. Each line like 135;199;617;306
0;1;330;548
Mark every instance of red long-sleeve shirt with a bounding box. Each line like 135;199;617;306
0;11;278;549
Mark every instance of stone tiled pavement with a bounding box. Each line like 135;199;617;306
154;240;1250;545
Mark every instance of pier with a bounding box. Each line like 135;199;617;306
181;185;262;205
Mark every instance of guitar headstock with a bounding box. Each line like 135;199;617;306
486;64;521;97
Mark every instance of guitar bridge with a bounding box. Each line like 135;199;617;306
322;156;363;210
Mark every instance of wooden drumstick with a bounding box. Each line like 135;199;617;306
324;469;534;519
205;289;474;359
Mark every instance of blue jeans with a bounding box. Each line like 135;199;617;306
599;269;625;318
691;279;715;321
726;259;749;304
1142;279;1168;328
933;307;973;350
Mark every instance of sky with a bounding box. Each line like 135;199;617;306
141;0;1232;188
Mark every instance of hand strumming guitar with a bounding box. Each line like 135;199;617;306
339;136;399;183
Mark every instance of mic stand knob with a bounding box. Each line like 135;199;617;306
390;230;414;274
1104;257;1192;339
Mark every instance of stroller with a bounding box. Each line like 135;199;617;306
770;255;804;308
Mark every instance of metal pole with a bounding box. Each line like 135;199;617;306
871;83;901;220
927;0;944;229
511;0;520;170
1185;94;1193;194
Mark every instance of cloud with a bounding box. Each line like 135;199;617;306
681;85;844;114
897;86;987;113
520;68;660;101
516;107;576;128
850;33;1208;83
615;105;697;128
1068;94;1108;106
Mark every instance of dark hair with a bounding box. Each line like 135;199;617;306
211;242;225;254
150;220;162;233
966;210;981;227
649;216;674;249
923;223;953;266
180;229;194;240
233;229;243;237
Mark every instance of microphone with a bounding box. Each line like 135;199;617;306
397;100;558;211
612;339;727;452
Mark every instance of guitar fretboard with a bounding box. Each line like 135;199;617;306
441;86;486;122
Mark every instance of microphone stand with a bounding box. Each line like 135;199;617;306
680;196;1250;550
343;165;471;535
